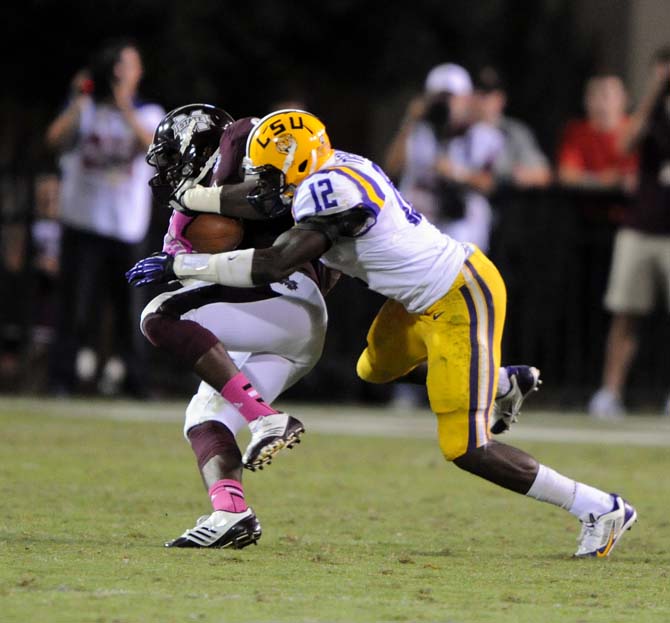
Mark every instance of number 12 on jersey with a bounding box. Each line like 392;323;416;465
308;179;338;212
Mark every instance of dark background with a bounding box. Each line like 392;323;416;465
3;0;595;170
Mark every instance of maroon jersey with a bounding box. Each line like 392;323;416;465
212;117;256;185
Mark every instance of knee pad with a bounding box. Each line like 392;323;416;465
184;383;247;438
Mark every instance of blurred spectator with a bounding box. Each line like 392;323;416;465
558;75;638;201
20;174;62;392
385;62;502;252
589;49;670;418
475;66;551;189
384;63;502;408
0;214;27;389
45;38;164;397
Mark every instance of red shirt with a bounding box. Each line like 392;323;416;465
557;119;638;174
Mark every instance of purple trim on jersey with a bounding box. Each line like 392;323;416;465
459;284;480;452
345;166;386;202
371;161;423;225
465;259;496;432
347;208;380;237
328;169;381;215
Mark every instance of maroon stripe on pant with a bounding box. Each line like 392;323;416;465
158;283;280;318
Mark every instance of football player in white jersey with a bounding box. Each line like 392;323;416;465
130;105;335;549
128;110;637;558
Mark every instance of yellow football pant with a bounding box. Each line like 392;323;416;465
356;248;507;460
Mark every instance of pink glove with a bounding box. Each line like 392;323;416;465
162;211;195;256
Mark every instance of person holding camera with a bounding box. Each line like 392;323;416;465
589;47;670;418
384;64;503;409
385;63;502;253
45;38;164;396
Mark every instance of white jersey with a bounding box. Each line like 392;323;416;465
292;150;470;313
58;99;165;243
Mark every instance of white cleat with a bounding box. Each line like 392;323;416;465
574;494;637;558
165;508;262;549
242;412;305;471
490;365;542;434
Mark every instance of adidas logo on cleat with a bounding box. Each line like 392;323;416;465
165;508;262;549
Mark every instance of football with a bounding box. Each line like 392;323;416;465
183;214;244;254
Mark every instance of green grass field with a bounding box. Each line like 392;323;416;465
1;398;669;622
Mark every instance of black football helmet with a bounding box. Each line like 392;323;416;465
146;104;234;205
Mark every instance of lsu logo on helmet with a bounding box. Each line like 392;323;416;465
245;110;333;187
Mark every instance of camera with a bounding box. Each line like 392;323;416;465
423;94;451;131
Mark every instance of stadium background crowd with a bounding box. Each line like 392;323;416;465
2;0;670;415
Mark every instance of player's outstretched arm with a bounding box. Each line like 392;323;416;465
126;227;331;289
251;227;331;283
126;209;363;288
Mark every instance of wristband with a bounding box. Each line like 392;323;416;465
173;249;255;287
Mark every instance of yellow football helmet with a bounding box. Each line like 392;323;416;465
245;109;334;188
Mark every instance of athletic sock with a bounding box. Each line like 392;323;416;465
208;479;248;513
526;464;614;521
221;372;278;423
496;367;512;398
569;483;615;521
526;464;576;510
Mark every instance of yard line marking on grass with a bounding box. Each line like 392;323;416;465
3;397;670;447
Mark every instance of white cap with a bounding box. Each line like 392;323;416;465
424;63;473;95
